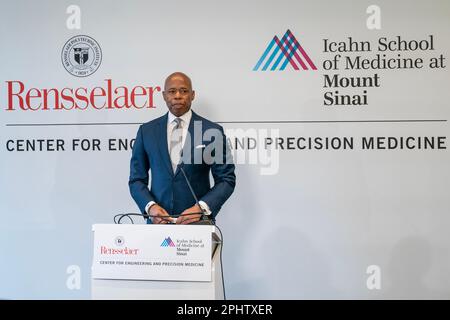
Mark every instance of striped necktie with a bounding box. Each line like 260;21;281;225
169;117;183;173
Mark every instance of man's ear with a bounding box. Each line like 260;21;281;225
191;90;196;101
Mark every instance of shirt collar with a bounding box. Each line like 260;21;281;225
167;109;192;127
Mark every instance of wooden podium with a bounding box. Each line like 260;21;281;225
91;224;224;300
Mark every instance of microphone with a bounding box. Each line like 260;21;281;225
114;164;210;225
179;165;201;209
178;163;212;224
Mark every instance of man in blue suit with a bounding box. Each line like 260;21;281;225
129;72;236;224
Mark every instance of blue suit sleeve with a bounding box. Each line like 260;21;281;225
200;127;236;217
129;125;155;213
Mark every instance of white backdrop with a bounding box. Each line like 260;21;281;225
0;0;449;299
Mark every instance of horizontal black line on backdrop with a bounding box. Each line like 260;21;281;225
4;119;448;127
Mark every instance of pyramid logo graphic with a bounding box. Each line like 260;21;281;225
253;29;317;71
160;237;176;247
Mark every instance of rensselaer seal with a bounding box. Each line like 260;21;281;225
61;35;102;77
115;236;125;246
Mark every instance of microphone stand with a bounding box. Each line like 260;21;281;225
179;164;213;225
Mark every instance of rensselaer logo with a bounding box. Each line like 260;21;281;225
61;35;102;77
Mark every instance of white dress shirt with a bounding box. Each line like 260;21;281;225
167;109;191;155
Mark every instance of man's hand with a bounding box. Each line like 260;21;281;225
176;204;203;225
148;204;172;224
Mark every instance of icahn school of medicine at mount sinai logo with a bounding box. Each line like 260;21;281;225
161;237;176;247
61;35;102;77
253;29;317;71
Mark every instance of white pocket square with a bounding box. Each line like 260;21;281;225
196;144;206;149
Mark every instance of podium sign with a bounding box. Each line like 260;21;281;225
92;224;213;282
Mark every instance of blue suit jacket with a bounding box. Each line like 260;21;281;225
129;111;236;222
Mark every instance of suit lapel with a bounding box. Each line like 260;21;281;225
156;113;174;176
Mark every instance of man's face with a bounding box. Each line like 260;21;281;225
163;75;195;117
